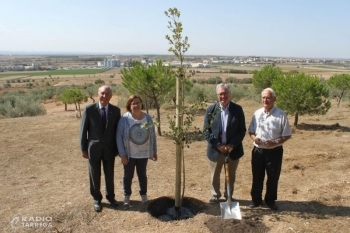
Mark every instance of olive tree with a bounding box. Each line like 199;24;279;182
272;73;331;127
60;88;88;117
165;7;200;218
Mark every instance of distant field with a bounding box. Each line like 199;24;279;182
0;69;108;78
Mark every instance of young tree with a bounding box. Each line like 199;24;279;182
60;88;88;117
253;65;283;90
165;7;198;218
121;59;176;135
272;73;331;127
327;73;350;107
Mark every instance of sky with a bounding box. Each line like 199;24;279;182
0;0;349;59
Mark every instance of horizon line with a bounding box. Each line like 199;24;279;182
0;51;348;60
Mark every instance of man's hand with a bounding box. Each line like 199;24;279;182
254;137;263;145
226;144;234;153
217;144;227;153
264;140;276;147
82;151;89;159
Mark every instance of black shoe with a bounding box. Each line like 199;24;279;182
267;203;278;211
209;196;219;204
108;199;118;208
248;202;262;208
94;201;102;212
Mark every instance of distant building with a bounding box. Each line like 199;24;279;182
103;58;120;68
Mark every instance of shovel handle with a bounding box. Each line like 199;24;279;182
224;153;229;163
224;154;232;206
224;162;231;187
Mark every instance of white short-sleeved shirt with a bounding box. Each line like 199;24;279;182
248;106;292;149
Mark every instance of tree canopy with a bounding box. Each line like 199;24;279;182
327;73;350;107
253;65;283;90
120;59;176;135
272;73;331;126
60;88;87;117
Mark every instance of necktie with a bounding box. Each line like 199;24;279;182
101;107;106;131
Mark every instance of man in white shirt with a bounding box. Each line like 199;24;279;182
248;88;292;211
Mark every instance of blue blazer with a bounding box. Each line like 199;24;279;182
203;101;246;162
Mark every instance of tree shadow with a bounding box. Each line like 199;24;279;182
296;123;350;132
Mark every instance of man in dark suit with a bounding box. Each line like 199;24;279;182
80;85;121;212
203;83;246;203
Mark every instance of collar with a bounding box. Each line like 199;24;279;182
264;106;275;115
220;102;230;111
98;102;109;110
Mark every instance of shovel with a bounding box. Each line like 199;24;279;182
220;154;242;220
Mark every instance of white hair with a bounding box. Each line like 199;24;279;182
216;83;231;93
261;88;276;98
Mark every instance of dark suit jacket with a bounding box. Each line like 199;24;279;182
80;102;121;161
203;101;246;162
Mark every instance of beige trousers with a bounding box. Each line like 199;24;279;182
209;153;239;199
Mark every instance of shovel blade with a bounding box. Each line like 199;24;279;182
220;201;242;220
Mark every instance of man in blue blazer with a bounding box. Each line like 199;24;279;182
80;85;121;212
203;83;246;203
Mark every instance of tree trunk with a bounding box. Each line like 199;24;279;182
145;97;149;114
78;103;81;118
175;75;184;216
64;103;67;111
89;96;95;103
294;113;299;127
155;101;162;136
337;91;344;108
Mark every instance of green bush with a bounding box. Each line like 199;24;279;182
226;77;253;84
207;76;222;84
228;69;249;74
0;94;46;118
111;85;129;96
95;79;105;85
3;83;11;88
185;86;207;104
197;79;206;84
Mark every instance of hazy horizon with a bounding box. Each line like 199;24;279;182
1;1;349;59
0;50;348;60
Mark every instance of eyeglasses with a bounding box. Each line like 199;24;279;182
217;92;229;97
262;96;274;100
131;102;141;106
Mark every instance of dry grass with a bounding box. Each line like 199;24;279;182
0;90;349;232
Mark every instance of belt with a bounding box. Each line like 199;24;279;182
255;146;282;153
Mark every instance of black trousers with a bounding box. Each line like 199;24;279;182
89;156;115;202
123;158;148;196
251;146;283;205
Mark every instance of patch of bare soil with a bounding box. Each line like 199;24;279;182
0;98;349;233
